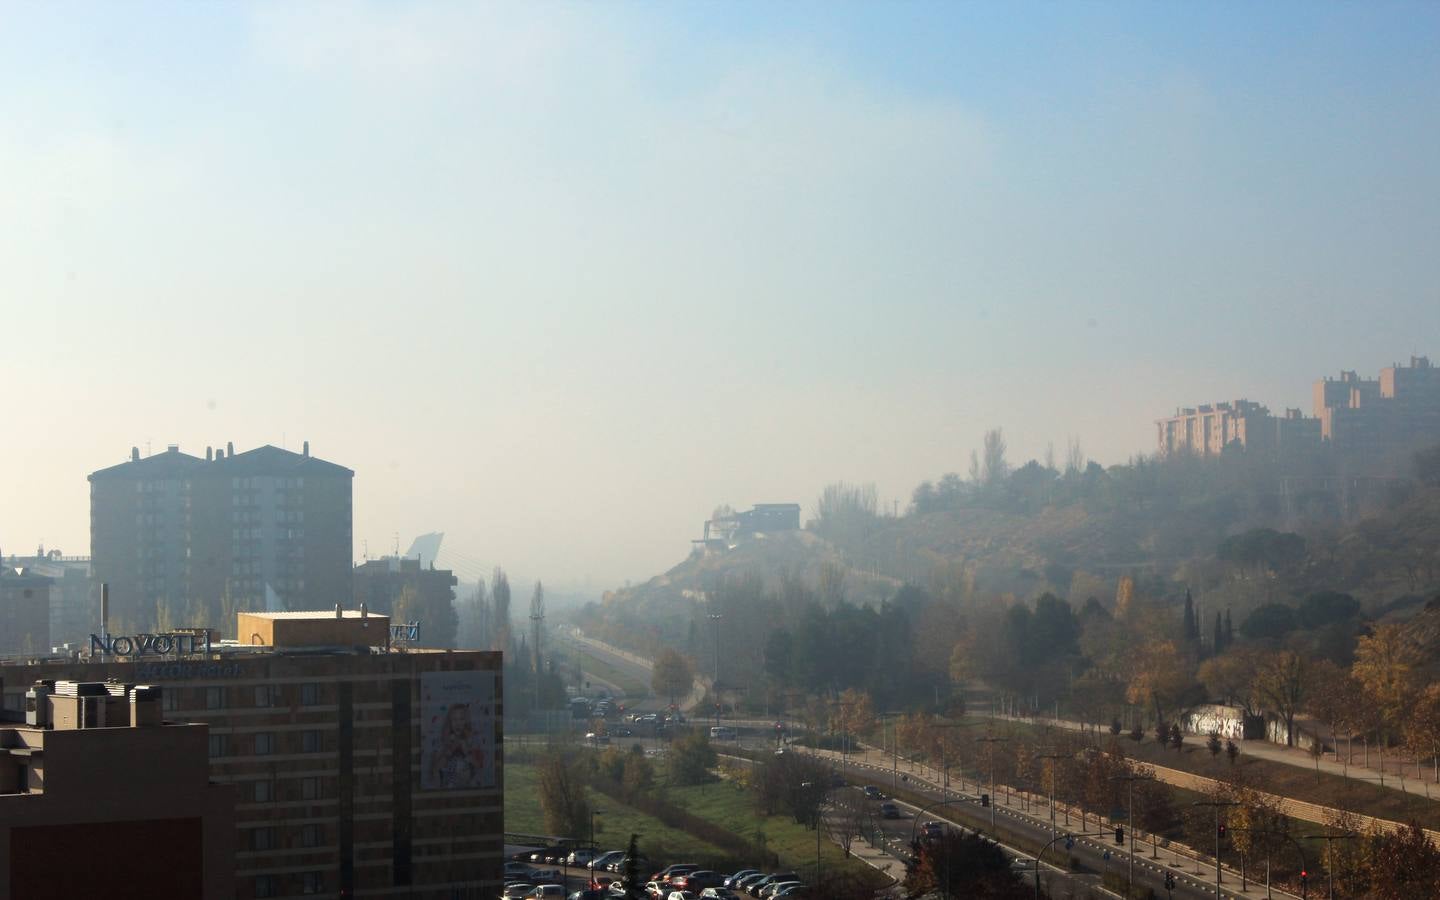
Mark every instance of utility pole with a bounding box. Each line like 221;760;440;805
708;612;722;728
976;735;1009;834
1192;800;1238;899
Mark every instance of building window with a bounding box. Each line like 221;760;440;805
205;686;225;709
254;685;275;708
208;734;228;757
300;824;323;848
251;827;277;851
254;876;279;899
300;683;320;706
301;776;321;800
301;872;324;895
301;730;322;753
254;780;274;802
163;689;178;712
254;732;274;755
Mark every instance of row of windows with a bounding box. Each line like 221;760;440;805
193;682;325;710
255;872;323;897
249;823;325;851
252;775;324;803
233;477;305;489
208;729;326;757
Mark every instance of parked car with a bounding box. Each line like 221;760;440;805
531;867;563;883
675;871;722;891
666;892;697;900
733;874;768;892
759;883;801;900
880;802;900;819
644;881;666;897
568;848;597;866
701;890;742;900
502;885;535;899
525;887;567;899
569;891;608;900
591;850;626;870
772;885;808;898
652;863;699;884
746;874;797;896
723;870;759;889
586;732;611;745
507;862;535;879
531;846;567;863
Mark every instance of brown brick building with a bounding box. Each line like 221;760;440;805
1;611;503;899
0;681;236;900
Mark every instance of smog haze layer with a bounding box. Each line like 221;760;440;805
2;1;1437;587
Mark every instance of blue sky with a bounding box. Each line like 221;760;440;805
1;1;1437;586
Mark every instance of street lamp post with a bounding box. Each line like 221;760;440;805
1037;753;1068;844
1113;773;1155;897
1192;800;1239;899
1303;833;1356;900
975;735;1009;834
1034;830;1107;900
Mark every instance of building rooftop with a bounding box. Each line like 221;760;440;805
241;609;378;620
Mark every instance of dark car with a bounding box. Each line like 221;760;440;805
723;871;759;889
569;892;607;900
862;785;883;800
880;802;900;819
922;821;944;840
747;874;797;897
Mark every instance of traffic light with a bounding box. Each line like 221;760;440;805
1300;869;1308;885
1164;872;1175;890
1217;824;1228;839
1114;826;1125;846
980;793;990;807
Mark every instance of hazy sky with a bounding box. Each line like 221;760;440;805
2;2;1437;589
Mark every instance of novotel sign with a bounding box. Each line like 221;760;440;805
89;631;213;658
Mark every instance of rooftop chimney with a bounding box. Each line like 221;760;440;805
335;601;343;620
167;444;179;454
206;446;213;461
131;446;140;462
227;441;234;456
302;440;310;457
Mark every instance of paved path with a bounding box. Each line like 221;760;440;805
983;709;1440;801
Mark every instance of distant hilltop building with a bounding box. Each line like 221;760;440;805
1156;400;1317;458
89;441;353;633
694;503;801;552
1156;355;1440;464
1314;356;1440;459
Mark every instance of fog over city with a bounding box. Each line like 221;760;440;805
2;2;1437;588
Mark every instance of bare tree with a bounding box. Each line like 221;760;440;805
981;428;1009;488
1065;436;1086;476
491;567;511;653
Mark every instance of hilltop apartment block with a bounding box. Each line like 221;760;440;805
1157;355;1440;462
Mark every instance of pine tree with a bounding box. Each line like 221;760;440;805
1224;608;1234;646
1183;590;1198;642
1213;611;1225;653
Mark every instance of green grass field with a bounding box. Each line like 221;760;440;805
505;763;727;860
505;760;889;887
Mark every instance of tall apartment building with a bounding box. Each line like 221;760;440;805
1155;400;1319;458
89;442;353;633
1;610;503;900
1314;356;1440;462
0;681;236;900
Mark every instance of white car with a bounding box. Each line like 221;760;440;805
567;847;597;866
524;887;567;899
667;892;697;900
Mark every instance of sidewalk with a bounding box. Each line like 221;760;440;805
806;743;1301;892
